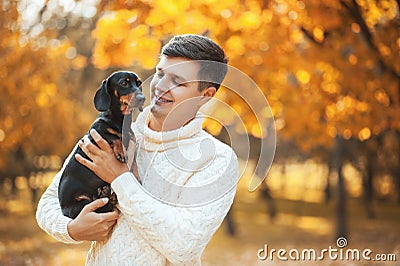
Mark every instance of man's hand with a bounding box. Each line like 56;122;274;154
67;198;119;241
75;129;129;183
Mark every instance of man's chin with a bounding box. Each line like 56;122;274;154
150;103;168;116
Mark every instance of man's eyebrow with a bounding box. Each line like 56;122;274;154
157;66;190;81
171;73;188;81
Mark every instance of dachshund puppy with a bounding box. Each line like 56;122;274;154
58;71;145;219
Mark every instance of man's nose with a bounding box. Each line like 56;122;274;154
154;77;171;94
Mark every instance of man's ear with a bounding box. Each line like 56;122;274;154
199;86;216;105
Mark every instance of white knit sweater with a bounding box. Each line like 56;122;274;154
36;106;238;265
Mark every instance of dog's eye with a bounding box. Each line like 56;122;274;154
120;80;128;87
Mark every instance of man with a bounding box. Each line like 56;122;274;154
36;34;239;265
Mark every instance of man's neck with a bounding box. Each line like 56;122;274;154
147;114;164;132
148;113;195;132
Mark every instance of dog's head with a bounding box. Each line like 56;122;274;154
94;71;145;114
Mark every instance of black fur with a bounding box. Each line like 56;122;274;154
58;71;145;219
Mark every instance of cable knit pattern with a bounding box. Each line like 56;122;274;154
36;106;238;265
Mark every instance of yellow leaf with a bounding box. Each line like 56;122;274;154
154;0;190;17
251;124;263;138
239;11;261;30
313;26;325;42
290;28;304;44
203;118;223;136
225;35;245;56
358;127;371;141
175;10;213;35
296;69;310;84
72;55;88;70
36;92;48;108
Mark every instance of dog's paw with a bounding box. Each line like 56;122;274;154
109;193;118;205
97;185;118;206
97;185;111;198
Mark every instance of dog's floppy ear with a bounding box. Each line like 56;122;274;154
94;79;111;111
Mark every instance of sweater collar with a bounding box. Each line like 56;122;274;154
133;105;204;151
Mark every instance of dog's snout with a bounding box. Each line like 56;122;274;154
135;94;145;102
135;93;145;112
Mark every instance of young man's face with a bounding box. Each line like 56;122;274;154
149;56;215;131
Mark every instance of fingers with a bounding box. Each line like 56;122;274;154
75;154;95;171
83;198;110;212
100;209;120;221
80;198;119;220
90;129;112;152
78;130;112;158
80;135;101;156
68;197;119;241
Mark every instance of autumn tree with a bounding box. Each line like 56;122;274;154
88;0;400;238
0;2;95;194
2;0;399;236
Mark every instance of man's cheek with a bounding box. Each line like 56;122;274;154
149;82;156;99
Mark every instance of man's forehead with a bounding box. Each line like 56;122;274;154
156;56;200;80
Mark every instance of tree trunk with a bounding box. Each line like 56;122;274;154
324;162;333;203
224;208;236;236
363;152;375;218
335;136;347;239
396;130;400;204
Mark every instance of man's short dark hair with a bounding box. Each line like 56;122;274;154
161;34;229;91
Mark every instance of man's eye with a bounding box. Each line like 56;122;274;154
173;79;184;86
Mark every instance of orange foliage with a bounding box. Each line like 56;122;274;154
0;4;94;172
85;0;400;153
2;0;399;164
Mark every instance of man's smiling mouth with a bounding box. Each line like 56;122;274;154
155;96;173;104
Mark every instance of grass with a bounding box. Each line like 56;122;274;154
204;198;400;265
0;172;399;265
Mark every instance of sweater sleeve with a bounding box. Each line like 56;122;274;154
35;144;81;244
111;150;238;265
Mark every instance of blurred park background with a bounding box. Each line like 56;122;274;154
1;0;400;265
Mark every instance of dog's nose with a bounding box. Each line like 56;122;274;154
135;94;145;103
